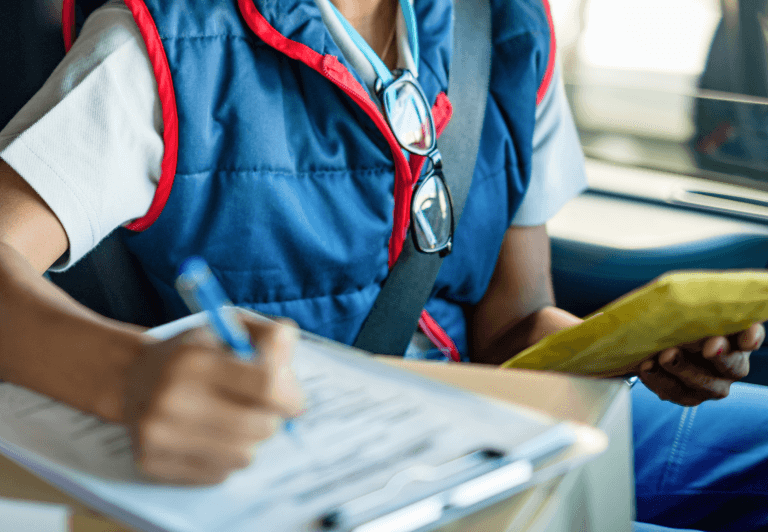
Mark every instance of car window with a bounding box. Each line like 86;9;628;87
550;0;768;189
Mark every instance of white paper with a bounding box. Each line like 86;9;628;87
0;497;70;532
0;313;583;532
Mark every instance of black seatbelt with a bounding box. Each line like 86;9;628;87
353;0;492;356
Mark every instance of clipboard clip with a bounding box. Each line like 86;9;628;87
316;423;577;532
316;448;533;532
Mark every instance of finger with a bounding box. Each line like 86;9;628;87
124;345;223;427
216;319;306;417
203;405;281;444
136;442;233;485
138;454;232;485
245;317;300;371
657;348;733;399
210;358;269;405
675;338;707;353
638;359;709;406
138;420;262;473
211;357;305;419
199;404;284;443
155;384;284;442
701;336;750;380
256;319;306;417
734;323;766;352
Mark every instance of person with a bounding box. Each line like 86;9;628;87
0;0;765;530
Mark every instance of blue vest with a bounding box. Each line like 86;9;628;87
115;0;553;357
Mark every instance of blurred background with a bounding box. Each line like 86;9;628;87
550;0;768;187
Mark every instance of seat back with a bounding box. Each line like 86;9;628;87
48;232;165;327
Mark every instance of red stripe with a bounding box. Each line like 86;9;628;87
237;0;413;268
419;310;461;362
237;1;464;359
237;0;462;359
536;0;557;105
112;0;461;358
58;0;178;231
122;0;179;231
62;0;75;52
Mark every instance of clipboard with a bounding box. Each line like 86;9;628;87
0;312;608;532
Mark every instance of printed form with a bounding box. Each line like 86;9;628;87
0;313;597;532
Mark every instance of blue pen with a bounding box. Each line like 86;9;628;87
175;256;298;437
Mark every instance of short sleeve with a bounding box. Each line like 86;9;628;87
0;1;162;271
510;61;587;226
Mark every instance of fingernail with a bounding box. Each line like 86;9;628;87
642;361;657;374
668;354;679;367
660;351;677;367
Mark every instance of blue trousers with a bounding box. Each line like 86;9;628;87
632;382;768;532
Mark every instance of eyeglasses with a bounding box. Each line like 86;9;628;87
376;70;454;257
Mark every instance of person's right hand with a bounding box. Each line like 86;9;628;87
124;316;305;485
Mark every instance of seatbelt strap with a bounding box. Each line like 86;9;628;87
353;0;492;356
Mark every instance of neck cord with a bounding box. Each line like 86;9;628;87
329;0;419;87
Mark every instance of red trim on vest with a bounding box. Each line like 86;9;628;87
238;1;461;360
62;0;457;357
60;0;178;231
322;56;414;268
237;0;413;268
122;0;179;231
62;0;76;52
238;0;464;359
536;0;557;106
419;310;460;362
57;0;459;358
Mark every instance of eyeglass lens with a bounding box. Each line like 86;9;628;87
385;80;434;154
412;173;452;252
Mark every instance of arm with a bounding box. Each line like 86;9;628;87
0;158;142;420
0;159;303;483
471;223;765;406
470;224;580;365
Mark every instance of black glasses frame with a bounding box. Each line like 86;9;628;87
410;156;454;256
376;70;455;256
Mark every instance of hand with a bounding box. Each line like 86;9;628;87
124;317;305;485
638;322;765;406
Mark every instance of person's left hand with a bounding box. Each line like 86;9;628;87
638;322;765;406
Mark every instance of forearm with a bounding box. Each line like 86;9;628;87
471;305;582;365
469;225;585;365
0;241;146;422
